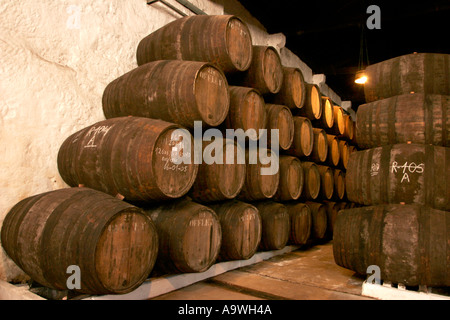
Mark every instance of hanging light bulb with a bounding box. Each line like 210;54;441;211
355;21;370;85
355;69;367;84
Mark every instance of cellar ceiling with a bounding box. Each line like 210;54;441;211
236;0;450;109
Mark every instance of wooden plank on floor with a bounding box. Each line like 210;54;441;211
236;243;367;297
151;282;264;300
211;270;373;300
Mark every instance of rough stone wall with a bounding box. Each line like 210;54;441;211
0;0;344;282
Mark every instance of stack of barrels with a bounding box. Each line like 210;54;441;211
0;14;355;297
281;80;360;243
333;52;450;288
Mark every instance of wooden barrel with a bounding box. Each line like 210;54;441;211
323;201;346;237
208;200;262;261
284;203;311;245
356;93;450;148
136;15;253;74
364;53;450;103
102;60;229;128
271;67;306;110
346;143;450;211
231;45;284;95
57;117;198;202
299;161;321;201
348;144;357;156
325;134;340;167
350;122;358;146
273;155;304;201
297;83;322;120
189;139;246;203
0;187;159;295
340;114;354;141
145;198;222;273
238;148;280;201
253;201;290;251
333;204;450;287
328;105;345;136
338;139;349;170
317;165;334;200
309;128;328;163
287;116;314;158
266;104;294;150
346;202;359;209
305;202;328;240
333;169;346;201
224;86;267;141
313;96;334;130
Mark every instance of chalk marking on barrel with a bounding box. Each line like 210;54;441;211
390;161;425;183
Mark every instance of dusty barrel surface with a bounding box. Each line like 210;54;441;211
346;143;450;211
273;155;304;201
136;15;253;73
102;60;230;128
297;83;322;120
364;53;450;102
300;161;321;201
356;93;450;148
225;86;267;141
325;134;340;167
341;114;354;141
266;104;294;150
323;201;346;236
287;116;314;158
209;200;262;261
189;139;246;203
333;204;450;287
284;202;311;245
253;201;290;251
329;105;345;136
145;199;222;273
338;139;350;170
0;188;159;295
332;169;346;201
231;45;284;95
313;96;334;130
317;165;334;200
238;148;280;201
305;202;328;240
272;66;306;110
309;128;328;163
57;117;198;202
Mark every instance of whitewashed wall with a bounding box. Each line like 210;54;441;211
0;0;345;282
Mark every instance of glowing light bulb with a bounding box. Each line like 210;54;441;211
355;70;367;84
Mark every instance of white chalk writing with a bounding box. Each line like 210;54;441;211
189;218;214;227
390;161;424;183
198;69;223;87
370;163;380;176
84;125;113;148
240;211;257;222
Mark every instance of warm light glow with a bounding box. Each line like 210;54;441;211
355;70;367;84
355;75;368;84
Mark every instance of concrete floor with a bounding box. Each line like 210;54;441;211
152;241;374;300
